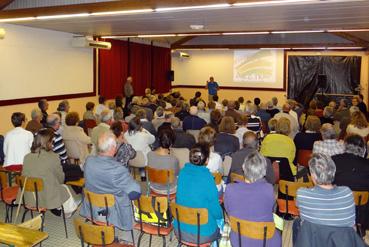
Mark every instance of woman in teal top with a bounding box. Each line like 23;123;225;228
174;143;223;244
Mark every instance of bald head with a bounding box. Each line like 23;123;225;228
47;113;61;130
97;131;117;156
282;103;291;113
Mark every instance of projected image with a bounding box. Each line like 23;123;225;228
233;50;277;83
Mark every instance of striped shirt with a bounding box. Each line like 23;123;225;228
296;186;355;227
52;131;68;164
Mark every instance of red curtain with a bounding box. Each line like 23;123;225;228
99;39;128;99
152;46;172;94
129;42;152;96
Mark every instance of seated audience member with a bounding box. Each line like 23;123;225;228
334;99;351;122
140;97;154;121
294;115;322;151
175;144;223;244
268;118;278;134
287;99;299;121
214;116;240;157
346;111;369;138
80;132;141;240
171;117;195;149
221;99;229;112
229;131;275;184
3;112;33;168
152;106;166;131
83;102;97;121
197;101;210;123
175;101;190;121
62;112;91;166
245;104;262;134
147;128;179;195
261;117;297;176
115;96;124;111
110;122;136;167
38;98;49;127
351;96;360;113
198;127;223;174
256;102;272;124
225;151;281;247
189;91;203;107
96;96;108;117
320;106;334;125
157;112;174;133
182;106;207;131
91;110;113;151
108;102;116;120
57;100;70;126
206;109;222;132
135;108;156;136
113;107;128;133
213;95;223;110
26;109;43;135
124;117;155;165
313;123;344;156
21;128;80;217
238;97;246;112
225;101;241;123
235;114;249;145
274;103;299;138
266;101;280;118
294;153;355;242
272;96;281;111
358;94;368;116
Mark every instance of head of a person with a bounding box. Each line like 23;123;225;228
108;102;115;110
110;121;123;138
359;94;364;102
242;131;259;149
198;127;217;146
132;96;140;105
97;131;117;156
272;97;278;106
115;96;123;108
31;109;42;122
31;128;54;153
158;128;175;149
328;101;336;109
208;101;216;110
126;76;133;83
309;100;317;110
254;97;261;106
323;106;334;118
227;100;235;111
46;114;61;130
38;99;48;111
113;107;124;121
135;109;147;120
352;96;359;106
320;123;336;140
210;110;222;126
242;151;267;183
219;116;236;134
128;117;142;134
350;111;368;129
65;112;80;126
339;99;348;108
305;115;321;132
98;96;106;105
11;112;26;128
145;88;152;95
195;91;201;98
245;103;257;115
276;117;291;136
189;106;198;116
238;114;248;126
267;101;274;110
155;107;164;118
100;109;113;124
344;134;366;157
268;118;278;132
57;100;70;112
209;76;214;82
141;97;149;106
238;97;244;104
213;95;219;102
197;101;206;111
86;102;95;111
282;103;291;113
189;143;210;166
308;153;336;186
222;99;229;107
287;99;296;109
171;117;181;129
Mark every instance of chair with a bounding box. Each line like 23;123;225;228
266;157;294;182
0;170;19;223
352;191;369;237
222;156;232;177
16;176;69;237
170;148;190;169
83;189;135;246
133;195;173;247
84;119;97;136
296;149;312;168
170;202;218;247
229;216;276;247
230;173;244;183
186;130;200;142
271;161;280;183
73;218;132;247
212;172;223;203
277;180;313;218
66;178;85;187
128;151;146;180
146;167;176;201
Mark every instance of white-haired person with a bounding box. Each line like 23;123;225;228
313;123;344;156
197;101;210;123
182;106;207;131
25;108;43;135
91;109;113;152
225;151;281;247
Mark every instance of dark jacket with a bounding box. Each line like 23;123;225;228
172;129;196;150
141;120;157;136
294;132;322;151
182;115;206;131
214;133;240;157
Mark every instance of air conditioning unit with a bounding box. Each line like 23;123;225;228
0;28;5;39
171;50;190;58
72;36;111;49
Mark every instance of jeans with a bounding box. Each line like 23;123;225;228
292;217;302;245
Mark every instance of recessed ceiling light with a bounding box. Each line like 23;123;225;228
36;13;90;20
327;29;369;32
222;31;270;35
271;30;325;34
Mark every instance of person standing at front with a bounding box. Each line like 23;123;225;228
206;76;219;103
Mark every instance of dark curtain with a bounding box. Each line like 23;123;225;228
129;42;152;96
152;46;172;94
99;39;128;99
288;56;361;107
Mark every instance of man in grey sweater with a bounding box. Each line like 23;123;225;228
124;76;134;113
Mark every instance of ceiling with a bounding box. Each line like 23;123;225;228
1;0;369;49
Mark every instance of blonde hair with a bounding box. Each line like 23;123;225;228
276;117;291;136
219;116;236;134
305;115;321;132
198;127;217;146
351;111;368;129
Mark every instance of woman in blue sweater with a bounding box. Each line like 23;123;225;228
174;143;223;244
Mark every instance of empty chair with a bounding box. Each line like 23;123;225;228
0;170;18;222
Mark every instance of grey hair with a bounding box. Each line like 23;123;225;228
100;110;113;123
345;134;366;157
97;131;117;153
46;114;60;127
242;131;259;150
320;123;336;140
31;109;42;120
242;151;267;183
323;106;334;118
308;153;336;185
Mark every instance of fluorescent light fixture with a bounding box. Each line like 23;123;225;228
177;33;222;36
271;30;325;34
222;31;270;35
156;3;231;12
137;34;177;38
91;9;153;16
260;47;291;50
36;13;90;20
101;35;137;39
233;0;317;7
327;47;364;49
327;29;369;32
0;17;36;22
292;47;326;50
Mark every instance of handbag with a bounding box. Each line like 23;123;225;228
61;184;79;215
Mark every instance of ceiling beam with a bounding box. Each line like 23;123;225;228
171;36;197;48
332;32;369;47
0;0;14;10
177;43;366;49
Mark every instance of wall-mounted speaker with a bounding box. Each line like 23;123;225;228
168;70;174;81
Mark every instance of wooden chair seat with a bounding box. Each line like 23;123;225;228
181;240;212;247
66;178;85;187
134;223;173;235
92;242;134;247
277;199;299;216
1;186;19;204
150;190;176;201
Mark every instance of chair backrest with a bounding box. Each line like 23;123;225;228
212;172;222;185
278;180;313;197
229;216;276;241
128;151;146;168
170;148;190;169
271;161;280;183
73;218;115;246
297;149;312;168
223;155;232;176
266;157;294;181
0;170;8;189
186;130;200;142
146;167;175;185
16;176;44;192
230;172;244;183
83;189;115;225
352;191;369;206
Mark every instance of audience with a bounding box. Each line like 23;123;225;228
57;100;70;126
320;106;334;125
174;101;190;121
38;98;49;127
214;116;240;157
91;110;113;151
110;122;136;167
225;100;241;123
266;101;280;118
274;103;299;138
174;143;222;244
171;117;195;149
313;123;345;156
152;106;166;131
294;115;322;151
235;114;249;145
346;111;369;138
357;94;368;116
182;106;207;131
25;109;43;135
198;127;223;174
207;109;222;132
256;101;272;124
83;102;96;121
245;104;262;134
95;96;107;117
197;101;210;123
135;108;156;136
225;151;281;247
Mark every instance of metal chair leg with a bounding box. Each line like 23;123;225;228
41;212;46;232
162;236;166;247
10;206;14;223
137;232;144;247
61;206;68;238
149;234;152;247
5;205;9;223
21;209;28;223
130;230;135;246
